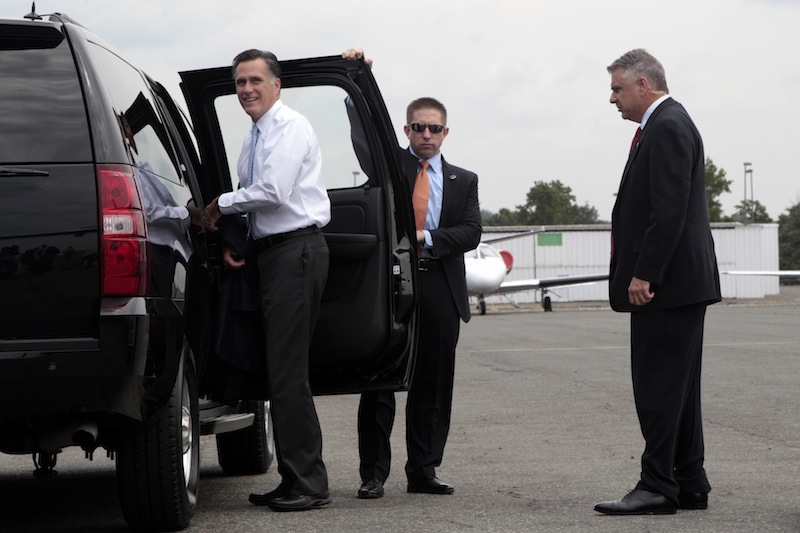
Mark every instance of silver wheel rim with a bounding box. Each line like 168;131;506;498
181;385;193;489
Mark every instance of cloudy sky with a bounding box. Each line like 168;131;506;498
5;0;799;220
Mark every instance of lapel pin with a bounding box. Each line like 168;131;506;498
449;175;457;180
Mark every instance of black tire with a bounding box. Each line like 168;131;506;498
216;400;274;475
116;350;200;532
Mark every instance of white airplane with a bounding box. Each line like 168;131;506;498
464;233;608;315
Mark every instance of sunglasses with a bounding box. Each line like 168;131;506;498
409;123;445;134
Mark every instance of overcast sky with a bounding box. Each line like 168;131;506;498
6;0;799;220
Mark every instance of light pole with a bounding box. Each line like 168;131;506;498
743;162;753;223
352;170;360;187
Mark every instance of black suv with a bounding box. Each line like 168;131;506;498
0;8;418;532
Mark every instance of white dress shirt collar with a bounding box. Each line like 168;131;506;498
253;99;284;133
640;94;671;130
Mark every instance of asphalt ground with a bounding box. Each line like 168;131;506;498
1;287;798;532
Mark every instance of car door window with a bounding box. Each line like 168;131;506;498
88;44;186;193
213;85;369;191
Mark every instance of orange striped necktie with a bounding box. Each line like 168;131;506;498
412;160;430;231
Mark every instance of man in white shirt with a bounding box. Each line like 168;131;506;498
204;49;331;512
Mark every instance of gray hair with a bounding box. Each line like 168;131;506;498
607;49;669;93
232;49;281;81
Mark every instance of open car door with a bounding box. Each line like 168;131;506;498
179;56;417;394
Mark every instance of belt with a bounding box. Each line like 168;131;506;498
418;258;442;272
253;226;319;253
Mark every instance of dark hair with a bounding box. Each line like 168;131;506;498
607;49;669;93
406;97;448;125
232;49;281;80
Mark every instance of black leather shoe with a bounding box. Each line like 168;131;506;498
678;491;708;510
248;486;290;506
266;493;331;512
357;478;384;499
407;476;454;495
594;488;677;515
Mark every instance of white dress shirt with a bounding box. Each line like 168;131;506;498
218;100;331;238
641;94;671;130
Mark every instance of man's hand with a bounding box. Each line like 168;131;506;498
342;48;373;69
202;196;223;232
223;247;246;270
628;276;655;306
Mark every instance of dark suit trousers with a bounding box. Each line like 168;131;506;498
405;268;461;479
358;390;395;483
256;232;329;496
631;303;711;502
358;268;461;482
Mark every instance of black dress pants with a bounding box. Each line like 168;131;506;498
358;268;460;482
631;303;711;502
358;390;395;483
257;231;329;496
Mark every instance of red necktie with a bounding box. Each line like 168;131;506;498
613;128;641;259
412;160;430;232
629;127;642;154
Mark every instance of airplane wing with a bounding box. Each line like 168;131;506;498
722;270;800;276
494;273;608;295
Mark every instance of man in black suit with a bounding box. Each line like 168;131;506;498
344;47;481;500
594;49;721;515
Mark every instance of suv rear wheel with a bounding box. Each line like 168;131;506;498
116;348;199;532
216;400;274;475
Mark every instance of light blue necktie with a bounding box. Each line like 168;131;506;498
246;124;259;238
246;124;259;188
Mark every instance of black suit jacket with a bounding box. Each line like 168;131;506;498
609;98;721;312
400;149;481;322
345;98;481;320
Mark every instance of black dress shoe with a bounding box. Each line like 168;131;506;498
594;488;677;515
266;493;331;512
678;491;708;510
407;476;454;495
248;486;290;506
357;478;385;499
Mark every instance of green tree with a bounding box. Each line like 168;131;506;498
574;203;601;224
705;158;732;222
731;199;773;224
516;180;600;225
778;201;800;271
482;208;522;226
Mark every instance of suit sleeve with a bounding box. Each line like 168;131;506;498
430;172;482;258
635;116;695;284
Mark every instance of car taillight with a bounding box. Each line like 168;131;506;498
96;164;149;296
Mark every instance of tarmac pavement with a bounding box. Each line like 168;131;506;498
1;287;798;532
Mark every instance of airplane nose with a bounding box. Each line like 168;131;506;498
499;250;514;273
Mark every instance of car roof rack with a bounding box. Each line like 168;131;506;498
23;2;82;27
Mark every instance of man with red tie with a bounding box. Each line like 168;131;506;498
344;46;481;500
595;49;721;515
